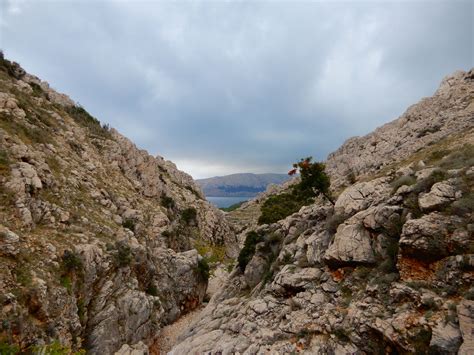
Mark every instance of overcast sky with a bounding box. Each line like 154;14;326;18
0;0;472;178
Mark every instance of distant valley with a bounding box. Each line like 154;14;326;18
196;173;290;197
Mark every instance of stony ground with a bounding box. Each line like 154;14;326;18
156;266;230;354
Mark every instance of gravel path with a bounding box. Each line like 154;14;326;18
156;266;230;354
157;304;205;354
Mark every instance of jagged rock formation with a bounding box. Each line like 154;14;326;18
326;69;474;190
171;70;474;354
0;56;235;353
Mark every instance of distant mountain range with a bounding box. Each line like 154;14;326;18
196;173;291;197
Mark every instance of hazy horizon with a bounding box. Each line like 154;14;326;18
1;0;472;179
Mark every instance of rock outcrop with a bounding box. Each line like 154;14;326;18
171;69;474;354
0;56;234;353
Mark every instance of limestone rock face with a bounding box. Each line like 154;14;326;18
324;221;375;266
326;69;474;189
334;177;392;217
399;213;459;261
0;57;233;353
418;180;457;211
171;69;474;354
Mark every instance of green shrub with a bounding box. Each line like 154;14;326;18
115;243;132;267
160;194;175;209
237;231;263;272
258;157;332;225
258;191;311;225
197;258;210;282
122;218;136;231
60;275;72;292
146;283;158;296
61;250;83;273
181;207;197;225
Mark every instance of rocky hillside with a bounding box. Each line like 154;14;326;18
196;173;290;197
0;55;236;353
171;70;474;354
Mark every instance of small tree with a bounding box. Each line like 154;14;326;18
289;157;333;204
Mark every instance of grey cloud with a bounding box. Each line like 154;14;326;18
1;0;472;178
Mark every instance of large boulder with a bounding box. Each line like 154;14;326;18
324;219;375;267
334;178;392;217
418;180;458;211
399;213;458;261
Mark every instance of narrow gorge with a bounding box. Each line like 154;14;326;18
0;55;473;355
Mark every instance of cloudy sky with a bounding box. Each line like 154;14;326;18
0;0;472;178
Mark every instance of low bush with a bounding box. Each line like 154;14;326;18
181;207;197;225
114;243;132;267
197;258;210;282
62;250;83;273
258;157;332;225
160;194;175;209
237;231;263;272
258;191;311;225
122;218;136;232
146;283;158;296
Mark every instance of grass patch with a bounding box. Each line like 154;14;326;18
0;342;20;355
0;112;51;145
194;240;227;264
